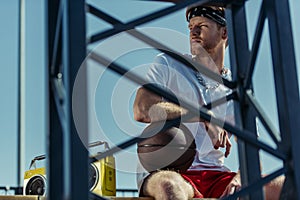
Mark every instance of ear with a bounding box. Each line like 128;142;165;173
221;27;228;39
222;27;228;47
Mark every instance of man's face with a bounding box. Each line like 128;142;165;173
188;16;225;54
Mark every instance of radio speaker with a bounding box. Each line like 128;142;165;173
23;167;46;196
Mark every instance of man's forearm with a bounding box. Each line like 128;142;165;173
133;87;206;123
148;102;208;123
148;102;187;122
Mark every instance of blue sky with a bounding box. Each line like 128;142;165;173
0;0;299;194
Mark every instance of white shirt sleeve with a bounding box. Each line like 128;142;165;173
145;53;170;86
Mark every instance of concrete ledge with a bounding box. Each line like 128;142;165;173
110;198;152;200
0;196;39;200
0;196;217;200
110;198;216;200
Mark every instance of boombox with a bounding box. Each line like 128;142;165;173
23;155;47;196
89;141;116;196
23;141;116;196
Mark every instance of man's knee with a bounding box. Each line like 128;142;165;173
145;170;184;194
144;170;194;200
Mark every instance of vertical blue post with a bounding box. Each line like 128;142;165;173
47;0;64;199
226;2;264;199
62;0;89;199
47;0;89;199
265;0;300;198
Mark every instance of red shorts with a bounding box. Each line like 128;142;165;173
181;170;236;198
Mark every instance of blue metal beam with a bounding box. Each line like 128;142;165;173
244;3;266;89
47;0;64;199
246;90;280;146
265;0;300;198
87;0;241;44
62;0;89;199
226;2;264;199
223;167;286;200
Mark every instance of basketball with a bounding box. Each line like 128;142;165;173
137;123;196;172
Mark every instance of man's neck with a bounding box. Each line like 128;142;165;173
208;46;225;74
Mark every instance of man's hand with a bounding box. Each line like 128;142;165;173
220;174;241;197
204;121;232;157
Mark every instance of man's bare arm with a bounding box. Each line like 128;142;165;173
133;87;232;155
133;87;187;123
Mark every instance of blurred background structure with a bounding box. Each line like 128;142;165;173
0;0;299;199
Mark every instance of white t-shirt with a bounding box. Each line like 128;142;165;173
136;53;234;190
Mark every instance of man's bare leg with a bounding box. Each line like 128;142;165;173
264;175;285;200
143;170;194;200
